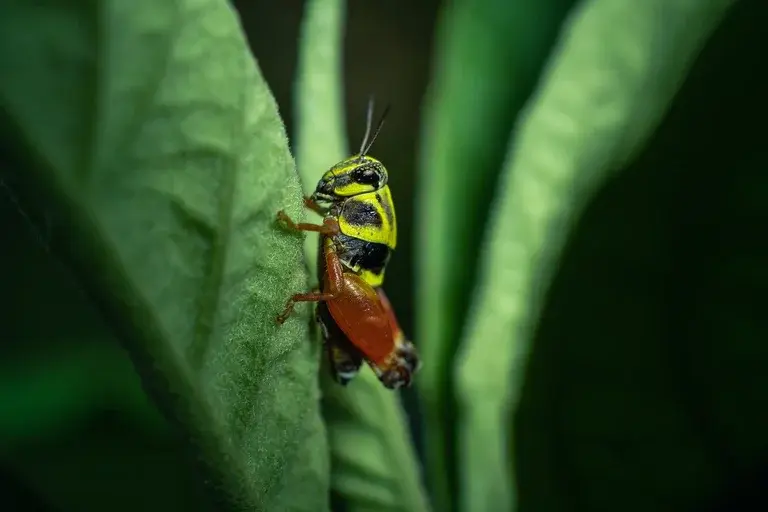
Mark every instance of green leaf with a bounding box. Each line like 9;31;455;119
294;0;348;281
0;205;166;446
415;1;577;508
6;402;215;512
0;0;328;510
0;200;213;511
294;1;430;511
452;0;735;511
0;340;161;448
514;2;768;510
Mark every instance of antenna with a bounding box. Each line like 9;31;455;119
358;97;375;156
358;97;391;159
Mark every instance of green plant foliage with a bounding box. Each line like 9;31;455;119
294;0;348;280
453;0;735;510
0;339;159;449
414;0;577;508
1;189;207;512
513;2;768;510
0;0;328;510
293;1;430;511
3;0;761;510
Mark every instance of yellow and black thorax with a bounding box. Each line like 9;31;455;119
311;155;397;288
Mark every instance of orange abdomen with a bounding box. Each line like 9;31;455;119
326;273;394;366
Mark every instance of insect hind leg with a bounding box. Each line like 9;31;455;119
276;290;335;324
276;242;344;325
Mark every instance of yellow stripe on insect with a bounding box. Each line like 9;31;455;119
337;190;397;249
360;268;386;288
333;181;376;197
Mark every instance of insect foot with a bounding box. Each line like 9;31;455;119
276;301;295;324
379;366;413;390
275;210;296;231
397;342;421;374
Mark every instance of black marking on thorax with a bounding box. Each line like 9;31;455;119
375;192;394;226
335;234;391;276
342;198;382;227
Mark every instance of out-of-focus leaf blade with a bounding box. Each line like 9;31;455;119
414;1;576;508
321;381;430;512
294;0;347;278
0;200;162;446
6;407;214;512
514;2;768;510
0;197;213;511
0;341;161;448
294;1;429;511
0;0;328;510
453;0;735;510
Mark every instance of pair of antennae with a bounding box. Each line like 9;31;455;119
358;97;390;159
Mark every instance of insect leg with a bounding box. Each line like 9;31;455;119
276;211;339;235
276;290;335;324
322;238;345;290
302;196;328;215
276;238;344;324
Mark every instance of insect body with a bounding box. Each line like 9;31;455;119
316;236;417;388
275;101;420;389
312;154;397;289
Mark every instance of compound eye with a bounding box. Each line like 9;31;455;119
352;166;380;186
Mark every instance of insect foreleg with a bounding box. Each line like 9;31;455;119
276;211;339;235
303;196;328;215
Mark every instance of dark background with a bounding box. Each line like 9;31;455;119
2;0;768;510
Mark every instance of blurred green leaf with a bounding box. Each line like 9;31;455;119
1;184;195;511
294;1;429;511
0;0;328;510
6;409;214;512
453;0;735;510
294;0;347;278
415;0;576;508
0;341;163;449
0;197;163;447
516;2;768;510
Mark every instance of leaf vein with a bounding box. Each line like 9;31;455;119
186;36;241;373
